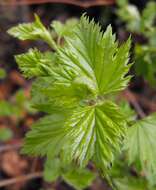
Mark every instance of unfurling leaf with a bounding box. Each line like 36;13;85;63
8;14;56;49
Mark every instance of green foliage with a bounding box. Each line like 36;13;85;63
0;127;13;142
9;14;132;183
0;90;35;117
15;49;55;78
117;0;156;85
44;158;95;190
124;113;156;178
7;14;57;49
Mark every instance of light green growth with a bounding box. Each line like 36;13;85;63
44;158;95;190
9;14;132;181
0;127;13;142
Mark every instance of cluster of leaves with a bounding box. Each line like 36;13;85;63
8;14;132;188
8;13;156;190
0;89;34;117
117;0;156;86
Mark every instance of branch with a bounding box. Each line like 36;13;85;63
0;0;115;8
0;172;43;188
0;141;22;153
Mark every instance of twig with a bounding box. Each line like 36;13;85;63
0;172;43;187
0;0;115;8
0;142;22;153
123;89;146;118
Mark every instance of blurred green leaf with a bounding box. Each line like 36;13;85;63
0;127;13;142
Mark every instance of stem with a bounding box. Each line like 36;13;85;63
0;172;43;188
123;90;146;118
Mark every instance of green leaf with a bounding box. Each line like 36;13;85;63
22;113;70;157
0;127;13;142
52;18;78;38
114;177;147;190
63;166;95;190
117;3;141;32
43;158;61;182
63;101;126;171
58;15;131;95
125;113;156;175
15;48;56;78
8;14;57;49
44;157;95;190
141;1;156;32
0;100;20;116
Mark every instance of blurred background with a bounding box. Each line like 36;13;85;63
0;0;156;190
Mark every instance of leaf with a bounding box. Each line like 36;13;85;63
58;15;131;95
8;14;56;49
43;158;61;182
0;100;20;116
63;166;95;190
52;18;78;38
124;113;156;175
141;1;156;32
44;157;95;190
114;177;148;190
62;101;126;171
0;128;13;142
15;48;56;78
22;113;70;157
117;3;141;32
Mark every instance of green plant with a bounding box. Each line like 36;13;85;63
117;0;156;86
8;14;156;190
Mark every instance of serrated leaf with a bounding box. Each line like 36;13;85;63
64;101;126;170
125;113;156;175
22;113;70;157
58;15;131;95
8;14;56;49
15;48;56;78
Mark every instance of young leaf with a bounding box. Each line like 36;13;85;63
8;14;56;49
58;15;131;95
15;48;56;78
124;113;156;175
52;18;78;38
